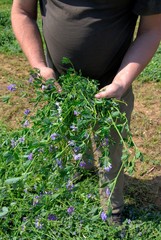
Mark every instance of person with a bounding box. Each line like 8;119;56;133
11;0;161;225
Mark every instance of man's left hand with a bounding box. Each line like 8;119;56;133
95;82;125;99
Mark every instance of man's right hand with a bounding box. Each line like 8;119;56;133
39;66;62;92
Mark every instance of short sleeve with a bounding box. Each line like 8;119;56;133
133;0;161;16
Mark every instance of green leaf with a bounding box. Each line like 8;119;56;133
111;111;120;118
91;214;99;221
135;150;143;161
100;181;109;188
0;207;8;218
10;202;16;206
1;95;11;103
107;205;112;217
0;212;7;217
52;193;60;199
4;177;22;184
23;160;31;167
88;207;98;215
62;57;71;65
3;151;14;161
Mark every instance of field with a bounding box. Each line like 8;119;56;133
0;1;161;239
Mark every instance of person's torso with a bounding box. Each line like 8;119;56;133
40;0;138;85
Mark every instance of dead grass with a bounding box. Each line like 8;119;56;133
0;53;36;129
131;81;161;172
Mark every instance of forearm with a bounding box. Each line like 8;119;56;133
113;30;161;91
95;31;160;99
95;14;161;99
11;8;46;69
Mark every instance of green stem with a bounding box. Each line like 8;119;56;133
107;162;124;204
108;111;128;150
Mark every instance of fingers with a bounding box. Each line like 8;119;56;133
95;83;123;99
54;81;62;92
95;89;109;98
39;66;56;81
39;66;62;93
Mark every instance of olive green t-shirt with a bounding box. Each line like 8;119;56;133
39;0;161;87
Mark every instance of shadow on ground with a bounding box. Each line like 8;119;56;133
123;173;161;222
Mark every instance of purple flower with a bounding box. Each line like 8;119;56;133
41;85;47;90
38;148;44;153
28;153;33;160
68;140;75;147
28;76;33;83
22;217;27;222
48;214;57;221
87;193;92;199
70;125;77;131
49;145;54;152
35;219;43;229
79;161;87;168
23;120;29;127
67;207;74;215
74;110;80;116
24;109;30;115
101;211;107;221
24;188;28;193
102;138;109;146
44;191;50;195
33;197;39;206
73;146;80;153
56;159;63;168
28;73;37;83
50;133;58;140
7;84;16;91
105;187;110;196
21;225;26;232
32;195;40;206
73;153;82;161
104;163;112;172
127;219;132;224
18;137;25;143
66;181;74;191
11;139;17;148
44;191;53;195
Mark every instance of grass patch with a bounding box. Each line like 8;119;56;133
0;0;42;54
0;67;161;239
138;45;161;82
0;0;12;11
0;10;21;54
0;2;161;239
